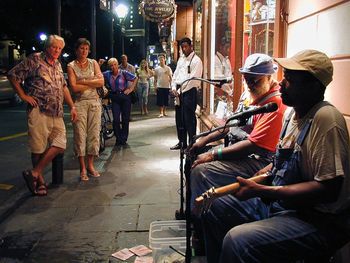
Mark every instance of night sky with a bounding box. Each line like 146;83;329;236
0;0;159;66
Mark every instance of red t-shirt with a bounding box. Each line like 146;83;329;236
248;82;287;152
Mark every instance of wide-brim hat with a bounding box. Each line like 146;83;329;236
239;53;278;75
274;49;333;87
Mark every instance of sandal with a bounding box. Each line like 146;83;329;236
80;172;89;181
87;169;101;178
35;184;47;196
22;170;37;195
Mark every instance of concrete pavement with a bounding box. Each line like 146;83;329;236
0;96;205;262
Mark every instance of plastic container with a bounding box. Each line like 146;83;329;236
149;220;186;262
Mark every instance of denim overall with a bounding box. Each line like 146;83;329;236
272;113;312;186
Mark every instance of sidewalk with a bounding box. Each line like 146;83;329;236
0;95;205;262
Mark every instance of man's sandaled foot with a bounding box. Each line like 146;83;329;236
35;185;47;196
22;170;37;195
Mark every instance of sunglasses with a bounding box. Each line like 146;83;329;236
243;75;264;86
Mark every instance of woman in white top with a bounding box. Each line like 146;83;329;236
154;54;173;117
67;38;104;181
136;59;153;115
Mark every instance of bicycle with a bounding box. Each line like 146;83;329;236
100;98;114;153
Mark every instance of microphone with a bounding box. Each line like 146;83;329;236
207;77;233;83
226;102;278;123
208;77;233;88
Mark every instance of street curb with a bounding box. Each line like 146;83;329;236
0;188;29;224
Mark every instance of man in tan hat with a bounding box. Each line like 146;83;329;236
199;50;350;262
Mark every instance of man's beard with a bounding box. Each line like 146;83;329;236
249;81;270;98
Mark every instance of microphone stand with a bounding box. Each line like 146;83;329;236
174;77;234;263
175;77;224;221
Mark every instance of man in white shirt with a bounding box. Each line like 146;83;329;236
154;53;173;117
170;37;203;150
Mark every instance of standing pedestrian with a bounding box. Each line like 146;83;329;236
67;38;104;181
7;35;77;196
154;53;173;118
119;54;135;74
120;54;136;120
170;37;203;150
103;58;137;146
136;59;153;115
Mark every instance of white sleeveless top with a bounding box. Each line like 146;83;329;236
68;58;99;100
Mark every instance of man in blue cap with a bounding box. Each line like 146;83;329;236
190;53;286;207
189;53;287;254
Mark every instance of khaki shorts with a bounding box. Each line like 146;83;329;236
27;107;67;153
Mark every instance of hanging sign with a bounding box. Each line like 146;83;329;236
139;0;176;23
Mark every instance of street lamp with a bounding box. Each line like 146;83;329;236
39;33;47;42
114;3;128;55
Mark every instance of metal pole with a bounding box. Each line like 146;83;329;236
121;30;124;54
90;0;97;59
110;0;114;57
52;0;64;185
54;0;61;35
52;153;64;185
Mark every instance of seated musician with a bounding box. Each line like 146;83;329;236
190;53;286;210
196;50;350;262
189;53;287;253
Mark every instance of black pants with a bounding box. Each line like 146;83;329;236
175;88;197;147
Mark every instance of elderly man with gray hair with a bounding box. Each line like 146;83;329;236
7;34;77;196
189;53;287;255
190;53;287;208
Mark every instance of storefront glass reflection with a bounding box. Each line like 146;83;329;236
212;0;276;120
213;0;234;119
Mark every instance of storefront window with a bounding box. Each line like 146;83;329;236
212;0;234;119
194;0;203;108
194;0;202;57
210;0;276;120
244;0;276;58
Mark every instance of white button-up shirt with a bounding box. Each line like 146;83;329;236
171;51;203;94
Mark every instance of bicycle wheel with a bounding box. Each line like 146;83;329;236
102;105;114;139
104;121;114;139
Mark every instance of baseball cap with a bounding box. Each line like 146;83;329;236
239;53;278;75
274;49;333;87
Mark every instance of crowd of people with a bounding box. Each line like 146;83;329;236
6;35;177;189
7;34;350;262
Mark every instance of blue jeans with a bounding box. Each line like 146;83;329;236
137;82;149;106
110;92;131;143
190;156;270;211
203;196;348;262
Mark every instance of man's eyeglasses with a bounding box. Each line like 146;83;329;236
243;75;264;86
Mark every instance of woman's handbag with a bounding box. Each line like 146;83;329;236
97;86;109;98
130;90;138;104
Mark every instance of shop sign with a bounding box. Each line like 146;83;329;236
139;0;176;22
